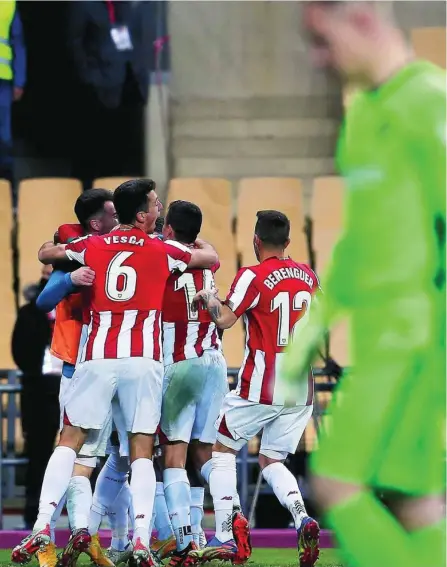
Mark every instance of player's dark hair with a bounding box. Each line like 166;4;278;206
74;188;114;230
154;216;164;235
255;210;290;247
166;200;202;244
113;179;156;224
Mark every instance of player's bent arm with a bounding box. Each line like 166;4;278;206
195;290;238;329
36;270;76;312
38;242;68;264
187;242;219;269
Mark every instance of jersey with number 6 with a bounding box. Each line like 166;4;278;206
162;262;221;366
65;227;192;362
225;257;319;405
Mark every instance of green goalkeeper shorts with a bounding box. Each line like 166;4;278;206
311;317;446;496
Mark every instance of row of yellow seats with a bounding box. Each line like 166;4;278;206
0;176;349;370
14;176;345;290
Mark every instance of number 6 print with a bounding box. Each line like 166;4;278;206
106;251;137;301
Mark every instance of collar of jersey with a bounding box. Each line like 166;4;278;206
369;60;431;102
113;224;144;233
262;255;290;263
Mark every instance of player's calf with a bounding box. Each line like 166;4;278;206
164;467;194;552
261;457;319;567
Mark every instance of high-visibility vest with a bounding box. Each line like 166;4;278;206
0;0;15;81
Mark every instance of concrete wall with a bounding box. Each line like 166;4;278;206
168;1;343;181
166;0;445;182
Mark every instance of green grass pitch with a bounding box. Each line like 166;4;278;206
0;548;345;567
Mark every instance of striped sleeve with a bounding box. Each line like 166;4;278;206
65;235;92;265
225;268;259;318
164;240;192;273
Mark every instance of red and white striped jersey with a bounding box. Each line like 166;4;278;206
225;257;319;406
162;262;221;365
65;229;192;362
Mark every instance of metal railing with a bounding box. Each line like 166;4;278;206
0;367;338;528
0;378;27;529
227;367;338;515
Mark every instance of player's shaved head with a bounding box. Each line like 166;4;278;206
165;200;202;244
75;188;114;231
114;178;156;224
255;210;290;248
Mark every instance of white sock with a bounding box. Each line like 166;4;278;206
149;508;156;541
130;458;156;547
262;462;307;528
190;487;205;547
34;446;77;530
129;488;135;531
89;453;129;535
50;492;66;542
233;492;241;511
66;476;93;531
164;468;192;551
154;482;174;541
200;460;213;484
110;482;131;550
209;452;236;543
109;481;131;551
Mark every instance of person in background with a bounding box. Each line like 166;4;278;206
11;265;60;530
67;1;153;189
0;0;26;190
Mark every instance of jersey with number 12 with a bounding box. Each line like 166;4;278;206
226;257;319;406
65;227;192;362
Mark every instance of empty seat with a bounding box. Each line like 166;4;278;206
411;27;446;68
312;177;344;271
0;181;15;368
222;321;245;371
236;178;307;266
167;178;237;293
311;177;350;366
93;178;134;191
18;179;82;301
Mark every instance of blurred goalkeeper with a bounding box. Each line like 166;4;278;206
282;3;446;567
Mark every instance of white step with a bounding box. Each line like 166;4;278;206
173;118;338;139
173;137;335;158
171;96;343;120
175;157;335;178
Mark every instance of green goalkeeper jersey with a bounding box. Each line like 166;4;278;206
327;60;445;317
284;60;446;379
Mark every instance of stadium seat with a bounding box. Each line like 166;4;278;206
236;178;307;266
18;179;82;302
311;177;344;272
411;27;446;69
311;177;350;366
93;177;134;191
167;178;237;293
222;321;245;371
0;181;15;368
